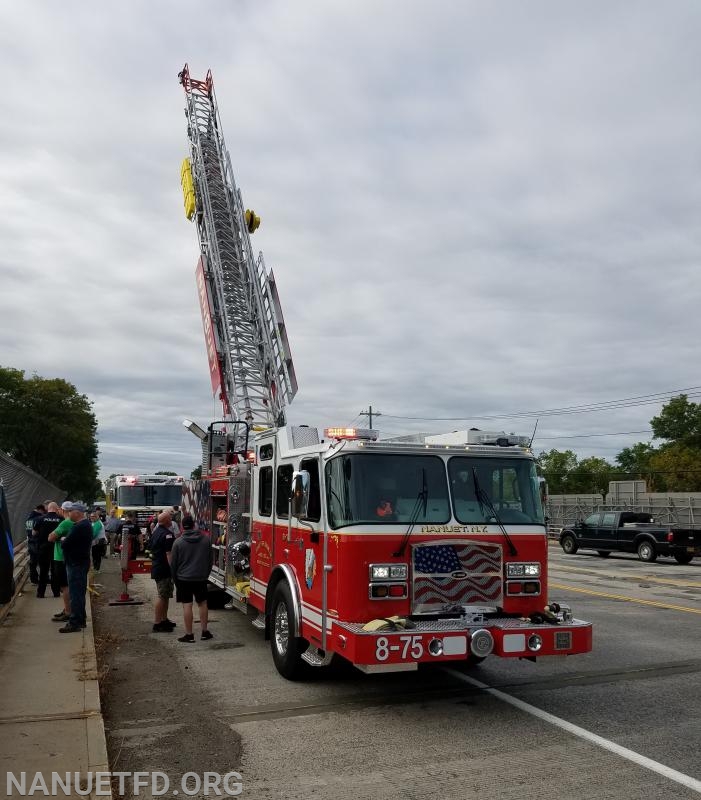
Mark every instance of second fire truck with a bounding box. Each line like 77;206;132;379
177;65;593;680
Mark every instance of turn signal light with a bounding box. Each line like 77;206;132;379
371;585;389;598
506;580;541;595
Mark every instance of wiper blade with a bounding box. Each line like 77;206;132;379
472;468;518;557
394;469;428;558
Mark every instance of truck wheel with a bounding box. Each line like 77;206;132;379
674;552;693;565
637;540;657;562
561;533;578;555
597;551;611;558
270;581;307;680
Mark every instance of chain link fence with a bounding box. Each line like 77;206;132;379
0;450;66;545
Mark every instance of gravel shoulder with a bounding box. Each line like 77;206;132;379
91;558;242;798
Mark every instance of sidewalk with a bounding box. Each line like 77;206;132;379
0;580;111;796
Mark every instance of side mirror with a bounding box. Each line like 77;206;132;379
290;470;310;519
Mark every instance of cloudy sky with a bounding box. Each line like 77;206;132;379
1;1;699;480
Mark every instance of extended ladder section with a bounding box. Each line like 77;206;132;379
179;64;297;426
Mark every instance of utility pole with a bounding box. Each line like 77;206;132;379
359;406;381;430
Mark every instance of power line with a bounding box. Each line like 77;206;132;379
379;385;701;423
535;429;653;441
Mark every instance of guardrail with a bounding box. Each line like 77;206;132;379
0;539;29;623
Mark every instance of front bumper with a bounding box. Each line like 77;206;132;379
332;614;592;670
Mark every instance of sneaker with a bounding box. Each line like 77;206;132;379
164;619;176;627
52;611;69;622
152;621;174;633
201;630;214;641
58;624;82;633
178;633;195;643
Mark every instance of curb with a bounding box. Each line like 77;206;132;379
85;589;113;799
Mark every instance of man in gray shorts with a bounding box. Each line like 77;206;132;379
149;511;176;632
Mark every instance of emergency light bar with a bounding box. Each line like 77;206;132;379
425;430;530;447
115;475;185;485
324;427;379;441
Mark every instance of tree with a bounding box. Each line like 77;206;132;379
536;449;578;495
615;442;659;488
568;456;614;495
191;465;202;480
650;395;701;449
0;367;99;500
648;444;701;492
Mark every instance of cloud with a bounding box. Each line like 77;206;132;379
0;0;699;479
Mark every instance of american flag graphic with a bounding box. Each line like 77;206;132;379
412;542;502;613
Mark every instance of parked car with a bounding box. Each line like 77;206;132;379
559;511;701;563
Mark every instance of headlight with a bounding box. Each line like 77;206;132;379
389;564;408;580
370;564;408;581
506;562;541;578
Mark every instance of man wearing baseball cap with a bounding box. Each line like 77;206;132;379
57;503;93;633
47;501;75;621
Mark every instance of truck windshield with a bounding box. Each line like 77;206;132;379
325;454;450;529
116;485;183;508
448;456;544;525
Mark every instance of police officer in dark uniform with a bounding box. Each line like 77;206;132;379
25;503;46;584
33;502;63;598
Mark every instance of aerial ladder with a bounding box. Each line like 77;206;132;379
178;64;297;432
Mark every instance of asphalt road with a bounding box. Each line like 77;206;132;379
93;543;701;799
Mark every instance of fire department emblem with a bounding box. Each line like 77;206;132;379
305;549;316;589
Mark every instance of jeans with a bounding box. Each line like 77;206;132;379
66;560;90;628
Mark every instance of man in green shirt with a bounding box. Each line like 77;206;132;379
48;502;74;622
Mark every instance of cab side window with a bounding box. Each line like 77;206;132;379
584;513;600;526
601;512;616;526
276;464;294;517
259;467;273;517
300;458;321;522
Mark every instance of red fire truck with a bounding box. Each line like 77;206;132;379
178;65;592;679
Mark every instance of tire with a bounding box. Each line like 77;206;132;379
560;533;578;555
674;552;694;565
465;654;486;667
270;581;308;680
637;540;657;563
597;551;611;558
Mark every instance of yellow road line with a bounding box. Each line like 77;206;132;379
550;582;701;615
552;563;701;589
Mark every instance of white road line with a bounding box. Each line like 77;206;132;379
443;668;701;794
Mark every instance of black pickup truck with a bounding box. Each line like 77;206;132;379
559;511;701;564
